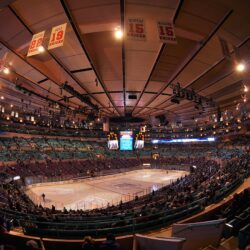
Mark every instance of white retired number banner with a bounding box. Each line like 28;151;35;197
27;31;45;57
127;18;146;41
157;22;177;44
48;23;67;50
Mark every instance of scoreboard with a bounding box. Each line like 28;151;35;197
134;132;145;149
120;131;133;151
107;132;119;150
107;131;145;151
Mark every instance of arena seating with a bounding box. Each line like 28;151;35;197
0;135;249;250
134;234;186;250
0;150;249;239
172;219;226;250
0;136;248;164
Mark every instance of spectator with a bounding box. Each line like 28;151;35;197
82;236;97;250
25;239;45;250
100;234;121;250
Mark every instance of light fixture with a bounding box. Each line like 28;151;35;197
38;46;45;53
236;62;246;72
1;96;4;100
114;27;123;39
3;67;10;74
10;104;13;108
244;85;248;92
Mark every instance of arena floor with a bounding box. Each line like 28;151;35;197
25;169;188;211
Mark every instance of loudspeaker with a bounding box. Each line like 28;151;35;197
128;94;137;99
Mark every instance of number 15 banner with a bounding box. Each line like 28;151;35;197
48;23;67;50
157;22;177;44
127;18;146;41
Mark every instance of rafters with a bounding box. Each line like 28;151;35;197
60;0;122;116
134;9;233;117
8;5;112;116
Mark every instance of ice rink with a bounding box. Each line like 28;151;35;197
25;169;188;211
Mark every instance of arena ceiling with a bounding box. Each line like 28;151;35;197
0;0;249;126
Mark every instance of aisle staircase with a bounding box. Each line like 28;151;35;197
202;236;239;250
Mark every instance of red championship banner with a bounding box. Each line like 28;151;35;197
27;31;45;57
48;23;67;50
157;22;177;44
127;18;146;41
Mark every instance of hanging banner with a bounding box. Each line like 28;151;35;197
48;23;67;50
157;22;177;44
127;18;146;41
219;37;231;60
103;117;110;132
27;31;45;57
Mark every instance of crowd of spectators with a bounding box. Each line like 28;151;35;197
0;136;248;165
0;153;249;232
0;135;249;245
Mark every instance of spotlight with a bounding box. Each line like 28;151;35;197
244;85;248;93
13;176;21;181
114;27;123;39
0;96;4;100
236;62;246;72
38;46;45;52
171;97;180;104
3;67;10;74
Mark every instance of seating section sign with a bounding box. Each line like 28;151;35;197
48;23;67;50
27;31;45;57
127;18;146;41
157;22;177;44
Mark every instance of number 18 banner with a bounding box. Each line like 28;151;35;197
48;23;67;50
157;22;177;44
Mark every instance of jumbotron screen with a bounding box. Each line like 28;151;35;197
120;131;133;151
107;132;119;150
134;132;145;149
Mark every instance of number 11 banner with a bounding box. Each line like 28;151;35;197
157;22;177;44
48;23;67;50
